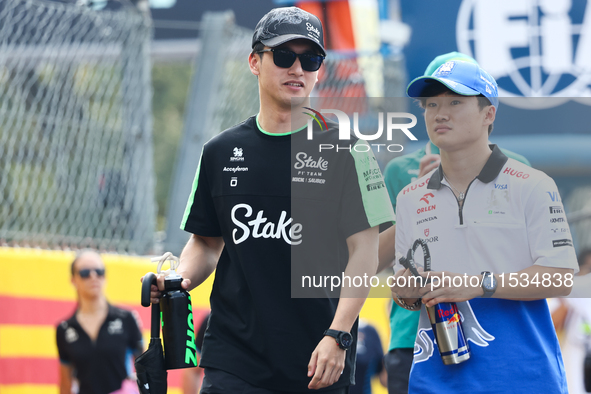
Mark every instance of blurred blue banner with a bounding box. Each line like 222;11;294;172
400;0;591;163
399;0;591;199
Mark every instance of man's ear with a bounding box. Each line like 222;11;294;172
249;52;260;76
484;105;496;126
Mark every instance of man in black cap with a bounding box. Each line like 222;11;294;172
150;6;394;393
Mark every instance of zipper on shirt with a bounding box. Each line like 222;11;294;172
443;179;476;225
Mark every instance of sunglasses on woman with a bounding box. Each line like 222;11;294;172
257;48;325;72
77;268;105;278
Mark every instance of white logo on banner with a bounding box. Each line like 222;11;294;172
457;0;591;108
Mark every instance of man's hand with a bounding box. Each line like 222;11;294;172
306;227;377;389
307;336;346;390
390;266;428;301
140;234;223;304
140;274;192;304
418;154;440;178
422;266;574;303
420;271;482;307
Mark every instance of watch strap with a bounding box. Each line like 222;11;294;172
323;329;352;350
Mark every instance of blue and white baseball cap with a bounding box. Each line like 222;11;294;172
407;60;499;109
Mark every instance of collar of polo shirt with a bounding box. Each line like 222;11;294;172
427;145;508;190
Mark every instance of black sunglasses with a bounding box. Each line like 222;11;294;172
77;268;105;278
258;48;325;72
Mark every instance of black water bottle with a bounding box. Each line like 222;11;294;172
160;272;198;370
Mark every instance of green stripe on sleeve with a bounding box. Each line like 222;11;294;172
180;147;204;230
350;140;396;227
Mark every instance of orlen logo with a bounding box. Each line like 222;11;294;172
420;193;435;204
503;167;530;179
457;0;591;109
304;107;417;153
418;193;436;215
231;204;302;245
418;206;436;215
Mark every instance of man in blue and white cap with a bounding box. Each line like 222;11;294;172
379;53;531;394
389;61;577;393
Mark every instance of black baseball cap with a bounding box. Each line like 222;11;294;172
252;7;326;57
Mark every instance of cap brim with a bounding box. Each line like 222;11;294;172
261;34;326;56
406;76;480;98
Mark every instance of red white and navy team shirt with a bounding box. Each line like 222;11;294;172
394;145;577;394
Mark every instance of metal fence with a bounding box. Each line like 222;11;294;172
0;0;155;254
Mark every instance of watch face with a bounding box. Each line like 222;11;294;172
340;332;353;348
482;273;497;291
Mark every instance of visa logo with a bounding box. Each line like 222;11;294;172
547;191;561;202
494;184;507;190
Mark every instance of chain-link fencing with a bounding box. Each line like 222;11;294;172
0;0;155;254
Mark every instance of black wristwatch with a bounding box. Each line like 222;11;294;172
481;271;497;298
324;329;353;350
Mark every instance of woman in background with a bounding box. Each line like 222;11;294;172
56;250;143;394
